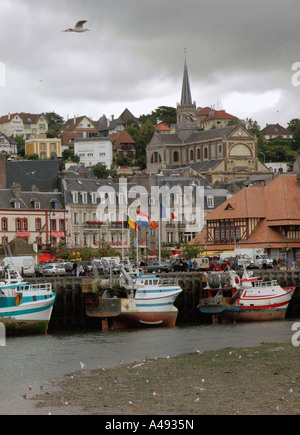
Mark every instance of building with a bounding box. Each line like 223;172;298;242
0;182;69;248
25;134;62;159
146;58;269;183
260;123;293;140
199;109;238;130
109;131;136;160
0;132;18;156
190;174;300;262
58;116;98;141
0;113;48;139
74;137;113;168
61;176;131;255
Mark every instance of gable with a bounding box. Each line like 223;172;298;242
227;126;254;140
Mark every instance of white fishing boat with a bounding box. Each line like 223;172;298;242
85;267;182;329
198;268;295;323
0;270;56;334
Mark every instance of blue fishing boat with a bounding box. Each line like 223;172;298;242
0;270;56;335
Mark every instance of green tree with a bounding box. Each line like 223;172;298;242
181;244;204;259
45;112;64;138
62;149;80;163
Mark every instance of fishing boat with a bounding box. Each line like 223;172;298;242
198;268;295;323
0;269;56;335
85;267;182;330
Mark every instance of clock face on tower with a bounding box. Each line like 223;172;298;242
237;130;243;136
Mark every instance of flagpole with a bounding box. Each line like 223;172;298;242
136;225;138;263
158;205;161;262
121;217;124;262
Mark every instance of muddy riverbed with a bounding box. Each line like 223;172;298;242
33;341;300;415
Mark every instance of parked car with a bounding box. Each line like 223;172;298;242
171;259;184;272
40;263;66;276
61;262;73;275
146;261;170;273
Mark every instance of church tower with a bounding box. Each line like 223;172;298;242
176;51;198;140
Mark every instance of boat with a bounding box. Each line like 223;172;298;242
198;267;295;323
85;266;182;330
0;269;56;335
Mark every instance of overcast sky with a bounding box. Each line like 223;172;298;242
0;0;299;128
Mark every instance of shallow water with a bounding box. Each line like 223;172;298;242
0;319;298;414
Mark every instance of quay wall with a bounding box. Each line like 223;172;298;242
28;270;300;332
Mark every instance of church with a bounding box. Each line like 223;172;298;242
146;58;269;183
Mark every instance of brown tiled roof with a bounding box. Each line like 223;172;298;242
260;123;291;136
190;174;300;249
196;107;211;117
58;116;97;133
202;110;237;122
109;131;135;150
154;123;171;131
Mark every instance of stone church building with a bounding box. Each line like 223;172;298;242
146;59;269;183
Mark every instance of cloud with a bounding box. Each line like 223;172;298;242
0;0;299;127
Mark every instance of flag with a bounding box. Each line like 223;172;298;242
128;216;140;230
160;203;167;219
171;212;177;220
136;210;150;227
150;221;159;229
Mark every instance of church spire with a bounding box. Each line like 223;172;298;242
180;48;192;105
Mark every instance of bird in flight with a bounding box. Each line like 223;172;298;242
62;20;89;32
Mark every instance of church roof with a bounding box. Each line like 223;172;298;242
180;59;192;105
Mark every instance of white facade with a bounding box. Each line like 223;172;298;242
74;138;113;168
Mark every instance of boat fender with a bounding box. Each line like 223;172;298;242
15;294;22;306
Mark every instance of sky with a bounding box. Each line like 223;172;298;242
0;0;300;129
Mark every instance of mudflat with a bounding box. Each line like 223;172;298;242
34;342;300;415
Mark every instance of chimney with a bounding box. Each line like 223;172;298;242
8;113;10;120
0;154;7;189
74;115;76;125
111;114;114;121
13;182;21;198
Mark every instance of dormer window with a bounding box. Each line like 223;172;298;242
81;192;87;204
207;195;214;208
90;192;96;204
72;191;78;204
30;198;40;209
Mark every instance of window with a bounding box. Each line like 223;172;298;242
34;201;40;209
207;196;214;208
72;192;78;203
35;218;42;231
83;213;88;223
197;148;201;159
173;151;179;162
81;192;87;204
16;218;21;231
1;218;8;231
2;236;8;246
204;147;208;159
91;192;96;204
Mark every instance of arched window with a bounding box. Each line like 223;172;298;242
190;149;194;161
173;151;179;162
151;152;162;164
204;147;208;159
197;148;201;160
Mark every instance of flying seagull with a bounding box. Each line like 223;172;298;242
63;20;89;32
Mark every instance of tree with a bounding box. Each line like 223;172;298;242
92;163;117;179
45;112;64;138
62;149;80;163
181;244;204;259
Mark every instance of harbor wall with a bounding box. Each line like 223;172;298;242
28;270;300;332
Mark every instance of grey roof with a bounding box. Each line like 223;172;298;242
0;189;64;210
151;133;183;145
6;160;62;191
184;125;238;143
189;159;223;173
0;132;17;145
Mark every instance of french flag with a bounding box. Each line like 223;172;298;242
136;210;150;227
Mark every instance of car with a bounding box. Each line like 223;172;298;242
40;263;66;276
171;260;184;272
146;261;170;273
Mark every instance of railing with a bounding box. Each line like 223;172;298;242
252;280;278;288
19;283;52;292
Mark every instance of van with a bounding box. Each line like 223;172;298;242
0;256;35;276
192;257;210;271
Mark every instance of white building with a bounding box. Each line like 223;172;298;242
74;137;113;168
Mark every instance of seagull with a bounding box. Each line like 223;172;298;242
80;361;86;369
62;20;89;32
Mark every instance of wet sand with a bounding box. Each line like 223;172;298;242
33;342;300;415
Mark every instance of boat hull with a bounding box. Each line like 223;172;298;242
112;307;179;329
0;295;56;335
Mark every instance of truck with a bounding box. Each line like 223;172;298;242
234;248;273;269
0;256;36;276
